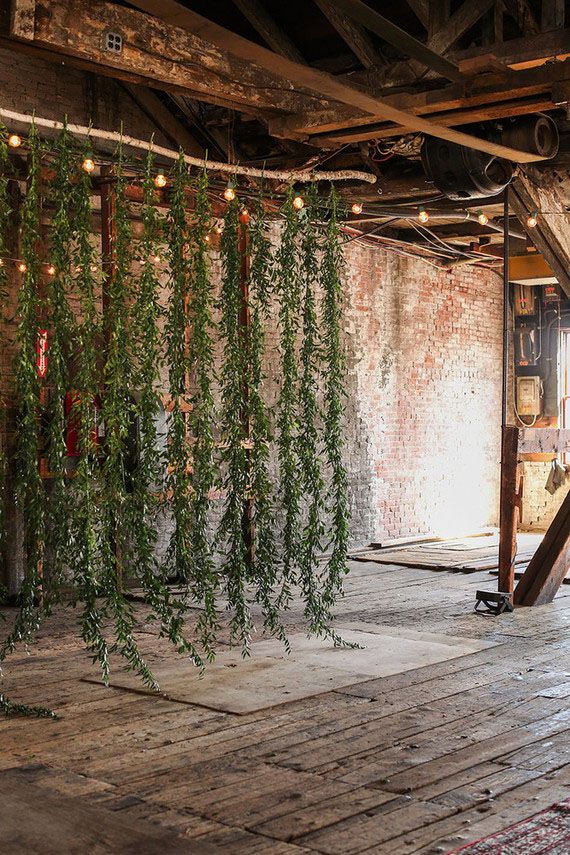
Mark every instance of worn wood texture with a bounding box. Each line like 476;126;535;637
511;171;570;298
498;425;521;594
124;0;549;162
514;487;570;606
1;558;569;854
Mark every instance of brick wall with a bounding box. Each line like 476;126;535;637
343;243;503;544
521;461;568;531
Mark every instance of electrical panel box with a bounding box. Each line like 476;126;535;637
516;375;542;416
514;324;538;366
513;283;536;316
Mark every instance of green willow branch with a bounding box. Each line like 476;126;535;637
218;198;252;652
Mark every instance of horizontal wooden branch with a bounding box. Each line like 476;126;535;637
0;107;377;183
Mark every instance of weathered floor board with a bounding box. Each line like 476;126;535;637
1;560;569;854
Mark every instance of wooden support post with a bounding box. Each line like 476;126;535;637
498;425;521;594
238;213;254;571
514;487;570;605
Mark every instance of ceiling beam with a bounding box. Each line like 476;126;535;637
323;0;464;81
232;0;305;63
313;0;383;68
7;0;325;116
427;0;495;57
125;0;548;162
269;59;570;139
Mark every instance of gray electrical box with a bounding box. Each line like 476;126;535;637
516;376;541;416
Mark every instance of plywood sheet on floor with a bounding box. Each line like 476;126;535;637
351;532;542;573
99;628;496;714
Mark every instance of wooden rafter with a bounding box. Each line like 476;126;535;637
268;58;570;139
125;0;549;162
232;0;305;63
313;0;383;68
323;0;464;81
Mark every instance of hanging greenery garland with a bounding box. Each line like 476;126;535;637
129;149;200;665
164;151;194;590
321;187;350;608
99;143;156;688
218;196;252;651
297;186;329;635
274;187;302;610
247;196;283;643
2;124;45;657
43;127;75;599
186;169;218;660
0;125;9;563
68;140;110;681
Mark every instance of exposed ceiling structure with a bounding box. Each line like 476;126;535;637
4;0;570;268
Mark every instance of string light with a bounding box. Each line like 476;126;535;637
0;259;3;267
351;202;363;215
477;210;489;226
205;234;210;242
527;210;539;228
18;262;27;273
82;156;95;174
90;264;98;273
223;182;236;202
418;206;429;224
239;207;250;224
214;222;223;234
46;264;56;275
154;171;167;188
293;194;304;210
8;134;22;148
151;254;161;264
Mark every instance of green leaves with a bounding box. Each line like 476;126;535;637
0;134;352;711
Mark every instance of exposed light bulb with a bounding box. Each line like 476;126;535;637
90;264;98;273
205;234;210;242
223;183;236;202
527;210;538;228
293;194;304;210
214;222;223;234
0;259;4;267
8;134;22;148
477;210;489;226
239;207;250;224
82;156;95;173
152;254;161;264
351;202;363;215
154;171;167;188
47;264;56;275
18;262;27;273
418;206;429;224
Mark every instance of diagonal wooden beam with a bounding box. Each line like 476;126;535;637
427;0;496;57
232;0;305;63
514;486;570;605
510;171;570;298
323;0;464;81
122;84;205;157
541;0;565;32
126;0;548;162
313;0;383;68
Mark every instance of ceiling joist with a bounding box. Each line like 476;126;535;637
124;0;548;162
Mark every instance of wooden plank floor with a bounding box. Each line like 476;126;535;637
1;561;570;854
